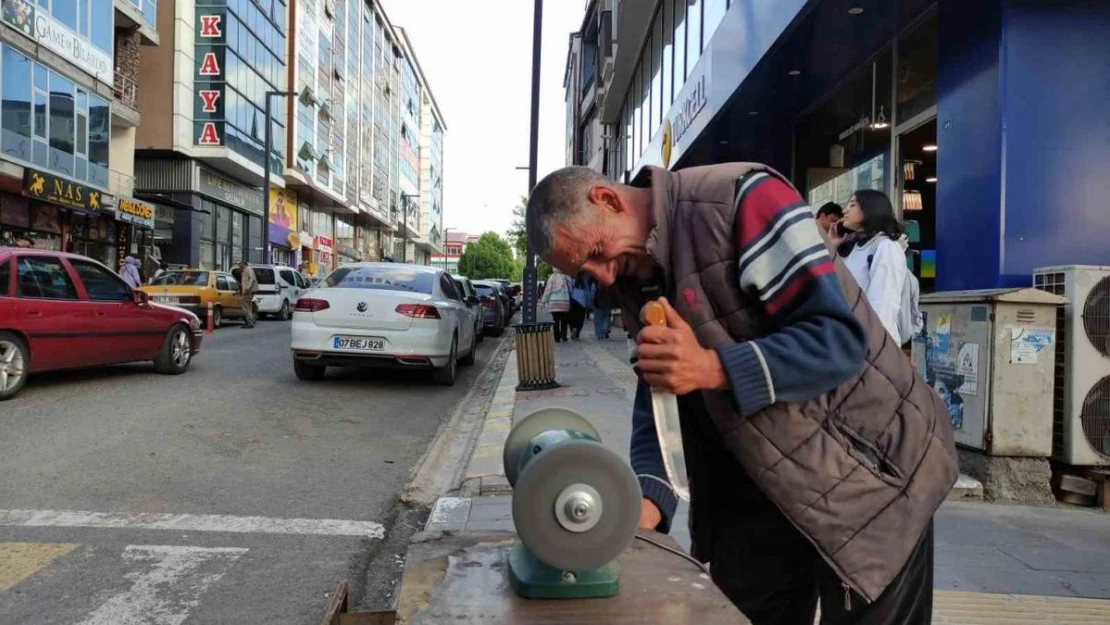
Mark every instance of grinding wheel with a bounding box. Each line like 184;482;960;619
511;439;641;572
503;408;601;487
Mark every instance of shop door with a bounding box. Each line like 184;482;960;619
897;118;938;293
10;254;87;371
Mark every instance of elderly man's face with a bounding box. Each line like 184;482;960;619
544;186;654;286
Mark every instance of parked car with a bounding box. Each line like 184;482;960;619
252;264;310;320
0;249;203;401
140;269;247;328
471;281;506;336
450;275;484;344
478;281;514;323
291;263;479;386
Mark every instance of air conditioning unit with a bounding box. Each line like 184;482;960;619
298;141;318;162
319;152;332;170
318;98;332;118
1033;265;1110;466
299;85;318;106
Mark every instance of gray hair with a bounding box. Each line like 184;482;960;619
526;167;611;258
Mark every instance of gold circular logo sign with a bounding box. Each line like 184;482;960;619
661;119;673;168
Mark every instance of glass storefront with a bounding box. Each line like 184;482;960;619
68;212;118;267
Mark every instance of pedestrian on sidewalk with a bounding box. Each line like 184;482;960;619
237;259;258;329
593;281;616;339
829;189;920;350
120;255;143;289
539;267;572;342
526;165;957;625
568;271;592;340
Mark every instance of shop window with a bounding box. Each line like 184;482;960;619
16;256;77;300
897;10;938;125
796;51;894;206
71;259;131;301
48;74;76;176
651;13;663;133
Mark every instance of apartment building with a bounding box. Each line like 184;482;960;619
0;0;161;271
131;0;445;276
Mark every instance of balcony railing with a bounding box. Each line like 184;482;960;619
114;70;138;108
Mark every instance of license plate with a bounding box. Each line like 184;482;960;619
333;336;385;351
153;295;179;304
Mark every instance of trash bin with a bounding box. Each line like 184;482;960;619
512;322;558;391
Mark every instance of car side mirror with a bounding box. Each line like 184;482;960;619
132;289;148;305
467;295;480;306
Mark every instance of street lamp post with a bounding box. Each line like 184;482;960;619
441;227;454;271
522;0;543;324
262;90;296;265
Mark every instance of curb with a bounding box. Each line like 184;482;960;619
457;354;518;497
400;336;514;509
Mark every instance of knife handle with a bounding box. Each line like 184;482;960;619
640;300;667;328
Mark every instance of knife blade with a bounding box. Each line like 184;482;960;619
641;301;691;501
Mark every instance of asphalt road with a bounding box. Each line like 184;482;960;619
0;318;507;624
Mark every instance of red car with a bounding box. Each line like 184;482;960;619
0;248;204;400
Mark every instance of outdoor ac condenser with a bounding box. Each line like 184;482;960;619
1033;265;1110;466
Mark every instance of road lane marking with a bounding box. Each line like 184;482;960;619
0;509;385;539
76;545;246;625
0;542;77;591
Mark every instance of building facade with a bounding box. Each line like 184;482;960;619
132;0;445;278
0;0;161;272
566;0;1110;292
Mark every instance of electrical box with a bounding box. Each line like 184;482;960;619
911;288;1067;456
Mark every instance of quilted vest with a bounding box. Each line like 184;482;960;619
617;164;958;602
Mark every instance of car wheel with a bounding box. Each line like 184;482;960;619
0;332;29;401
294;358;326;381
212;305;224;329
475;321;484;343
460;331;476;367
432;336;457;386
490;324;504;337
279;300;292;321
154;325;192;375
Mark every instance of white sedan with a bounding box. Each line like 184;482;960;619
290;263;480;386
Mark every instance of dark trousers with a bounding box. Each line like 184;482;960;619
568;302;586;338
706;492;933;625
551;312;569;341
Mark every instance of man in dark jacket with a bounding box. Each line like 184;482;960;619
526;165;957;625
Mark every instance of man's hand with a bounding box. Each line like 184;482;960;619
639;498;662;530
636;297;727;395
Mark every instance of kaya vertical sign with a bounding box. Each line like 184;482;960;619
194;10;226;147
1;0;112;83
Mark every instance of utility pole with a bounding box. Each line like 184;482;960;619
262;90;296;264
522;0;543;324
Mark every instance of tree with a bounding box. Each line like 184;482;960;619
506;196;528;259
459;232;517;281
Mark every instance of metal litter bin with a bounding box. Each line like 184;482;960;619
513;322;558;391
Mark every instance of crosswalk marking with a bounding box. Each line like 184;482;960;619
0;542;77;591
0;509;385;538
75;545;246;625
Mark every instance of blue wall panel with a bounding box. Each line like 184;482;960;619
936;0;1004;291
1000;0;1110;282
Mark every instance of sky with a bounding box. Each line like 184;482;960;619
379;0;584;240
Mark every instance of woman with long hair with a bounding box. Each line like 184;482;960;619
830;189;910;346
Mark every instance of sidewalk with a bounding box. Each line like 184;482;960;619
426;320;1110;622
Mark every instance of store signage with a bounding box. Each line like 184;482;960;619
198;168;263;214
194;8;227;148
2;1;112;83
268;188;297;246
671;74;707;145
24;169;102;212
661;120;673;168
116;198;156;229
315;235;334;250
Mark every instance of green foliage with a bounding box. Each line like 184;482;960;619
506;197;528;259
459;232;517;280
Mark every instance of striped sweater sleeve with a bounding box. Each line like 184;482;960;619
714;173;867;416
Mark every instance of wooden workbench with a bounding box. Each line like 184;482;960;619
393;532;750;625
